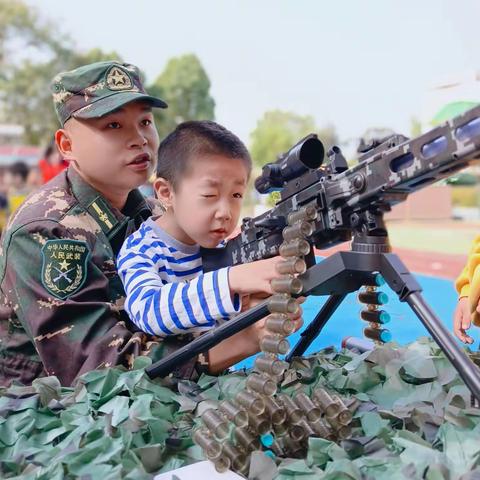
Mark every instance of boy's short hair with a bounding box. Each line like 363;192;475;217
8;161;29;182
157;120;251;189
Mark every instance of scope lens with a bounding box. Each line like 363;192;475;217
254;135;324;193
299;137;325;169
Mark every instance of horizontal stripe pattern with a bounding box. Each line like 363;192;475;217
117;218;240;336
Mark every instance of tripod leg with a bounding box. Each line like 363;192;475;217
406;292;480;401
286;294;347;361
376;253;480;401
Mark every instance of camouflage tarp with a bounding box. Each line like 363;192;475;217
1;338;480;479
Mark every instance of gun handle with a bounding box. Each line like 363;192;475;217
201;246;234;273
305;249;316;268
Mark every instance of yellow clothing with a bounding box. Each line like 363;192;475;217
8;193;27;215
0;209;6;233
7;186;31;216
455;234;480;326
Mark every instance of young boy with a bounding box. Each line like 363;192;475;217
117;121;302;372
4;161;31;215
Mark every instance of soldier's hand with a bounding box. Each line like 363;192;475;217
453;297;474;344
229;256;286;295
239;292;270;312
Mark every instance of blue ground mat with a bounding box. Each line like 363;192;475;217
235;257;479;369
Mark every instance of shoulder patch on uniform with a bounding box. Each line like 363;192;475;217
41;239;90;299
87;197;118;234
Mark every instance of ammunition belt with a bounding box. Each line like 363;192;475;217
194;204;354;475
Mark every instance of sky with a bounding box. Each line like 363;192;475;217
27;0;480;146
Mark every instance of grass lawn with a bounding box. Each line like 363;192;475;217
386;220;479;254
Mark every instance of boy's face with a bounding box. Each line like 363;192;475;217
58;101;159;195
155;154;249;248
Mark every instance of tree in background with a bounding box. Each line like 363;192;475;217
149;54;215;139
248;110;338;209
0;0;122;145
0;2;215;146
410;116;422;137
2;48;122;145
0;0;64;70
249;110;338;170
0;0;68;143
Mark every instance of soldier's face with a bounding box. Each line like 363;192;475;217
59;101;159;198
154;155;248;248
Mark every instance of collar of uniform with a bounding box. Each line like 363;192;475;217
122;188;151;221
66;167;151;237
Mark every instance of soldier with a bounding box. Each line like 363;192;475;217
0;61;218;386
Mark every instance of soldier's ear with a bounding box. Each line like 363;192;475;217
153;177;174;209
55;129;73;161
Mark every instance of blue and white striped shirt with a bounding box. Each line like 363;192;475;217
117;217;241;336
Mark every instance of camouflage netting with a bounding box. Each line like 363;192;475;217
2;338;480;480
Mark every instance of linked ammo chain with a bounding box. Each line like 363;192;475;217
194;204;355;475
358;277;392;344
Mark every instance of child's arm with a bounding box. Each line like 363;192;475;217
118;249;241;336
455;263;471;301
453;235;480;343
117;235;285;336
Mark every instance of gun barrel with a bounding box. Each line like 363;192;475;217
327;106;480;212
146;300;270;378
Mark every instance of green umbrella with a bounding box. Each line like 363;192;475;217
431;100;480;126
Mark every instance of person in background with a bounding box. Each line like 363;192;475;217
0;169;7;235
38;137;68;184
4;161;31;216
453;235;480;344
27;165;42;189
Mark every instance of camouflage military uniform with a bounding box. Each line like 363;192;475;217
0;168;200;386
0;61;198;387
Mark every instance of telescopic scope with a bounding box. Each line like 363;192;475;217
254;134;325;194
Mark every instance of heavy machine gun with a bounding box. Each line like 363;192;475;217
146;105;480;402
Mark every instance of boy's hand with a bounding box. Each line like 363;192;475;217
453;297;475;344
229;256;287;296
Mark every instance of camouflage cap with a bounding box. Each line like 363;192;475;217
51;61;167;126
